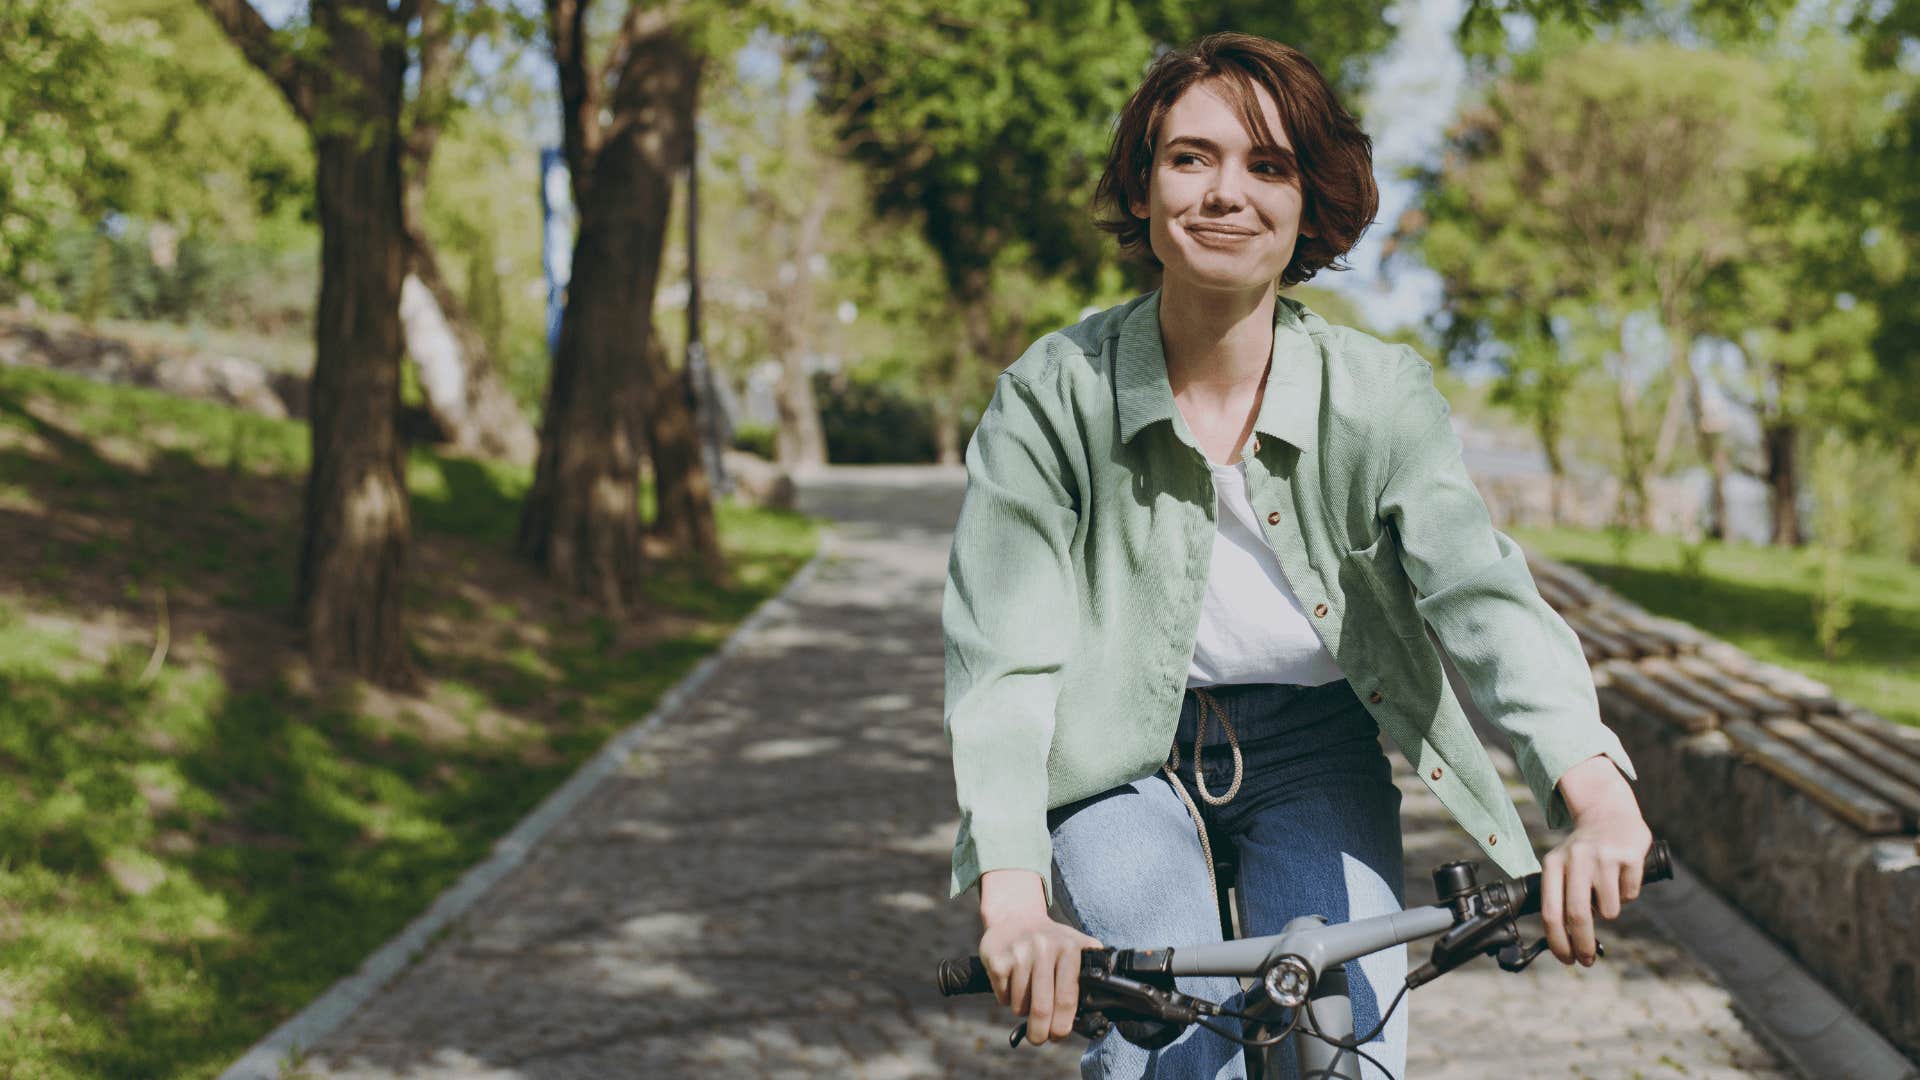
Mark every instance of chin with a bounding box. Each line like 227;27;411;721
1167;259;1283;293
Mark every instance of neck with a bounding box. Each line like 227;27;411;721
1157;276;1278;404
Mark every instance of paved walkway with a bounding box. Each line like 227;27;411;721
295;466;1790;1079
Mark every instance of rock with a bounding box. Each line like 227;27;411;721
723;449;795;511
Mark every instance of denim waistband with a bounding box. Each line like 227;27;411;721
1174;679;1361;746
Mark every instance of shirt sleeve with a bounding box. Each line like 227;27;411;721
943;369;1080;903
1379;348;1636;830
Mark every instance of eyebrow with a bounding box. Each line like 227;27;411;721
1163;135;1298;165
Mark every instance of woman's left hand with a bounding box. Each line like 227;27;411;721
1539;754;1653;967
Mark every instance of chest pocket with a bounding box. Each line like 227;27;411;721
1338;529;1426;639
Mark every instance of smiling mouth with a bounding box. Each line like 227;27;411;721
1186;225;1257;244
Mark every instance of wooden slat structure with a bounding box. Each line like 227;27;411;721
1524;552;1920;854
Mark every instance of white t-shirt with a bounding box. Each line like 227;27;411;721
1187;458;1346;689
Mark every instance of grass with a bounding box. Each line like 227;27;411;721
0;362;818;1079
1510;525;1920;728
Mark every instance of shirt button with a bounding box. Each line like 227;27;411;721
1368;690;1384;704
1488;834;1499;846
1267;511;1282;525
1430;767;1443;780
1313;603;1329;618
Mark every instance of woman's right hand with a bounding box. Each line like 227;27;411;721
977;868;1104;1046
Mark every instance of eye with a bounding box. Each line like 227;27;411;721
1171;152;1204;167
1252;159;1289;177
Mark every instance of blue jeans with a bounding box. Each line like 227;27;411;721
1046;680;1408;1080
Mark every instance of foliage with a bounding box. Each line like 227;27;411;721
812;369;939;464
1701;28;1902;440
0;361;817;1078
0;1;134;296
1410;33;1795;534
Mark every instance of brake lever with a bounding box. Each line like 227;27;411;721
1498;936;1606;973
1007;1011;1116;1048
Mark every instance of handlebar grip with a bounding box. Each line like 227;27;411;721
1643;838;1673;884
1511;838;1673;917
937;955;993;996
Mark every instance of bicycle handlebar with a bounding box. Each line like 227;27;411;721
936;839;1674;998
937;956;993;996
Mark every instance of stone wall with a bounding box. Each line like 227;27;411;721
1523;554;1920;1060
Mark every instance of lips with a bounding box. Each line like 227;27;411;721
1184;223;1258;246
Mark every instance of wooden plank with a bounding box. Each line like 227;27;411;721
1605;613;1704;656
1585;608;1672;658
1805;715;1920;795
1535;561;1607;609
1603;663;1717;733
1532;574;1580;614
1765;717;1920;827
1721;718;1904;833
1698;640;1758;671
1562;610;1634;661
1669;655;1801;716
1635;656;1758;723
1831;707;1920;764
1742;662;1842;714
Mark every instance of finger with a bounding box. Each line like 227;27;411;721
1540;851;1572;965
1027;944;1056;1046
1052;939;1080;1041
986;950;1012;1008
1621;841;1647;903
1566;855;1597;964
1594;850;1623;922
1007;943;1033;1017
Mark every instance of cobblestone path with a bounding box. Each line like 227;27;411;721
297;466;1790;1079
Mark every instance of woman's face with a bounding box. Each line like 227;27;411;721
1130;78;1313;295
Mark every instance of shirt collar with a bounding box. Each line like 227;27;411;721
1114;289;1322;453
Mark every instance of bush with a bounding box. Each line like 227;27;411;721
731;421;776;460
39;218;315;334
814;371;938;464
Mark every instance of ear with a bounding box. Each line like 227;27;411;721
1128;191;1148;220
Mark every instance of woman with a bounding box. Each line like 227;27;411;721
941;31;1654;1080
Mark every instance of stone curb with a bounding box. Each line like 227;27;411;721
1634;852;1920;1080
217;535;834;1080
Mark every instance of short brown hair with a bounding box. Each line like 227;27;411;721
1094;33;1378;289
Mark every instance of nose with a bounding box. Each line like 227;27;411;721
1205;163;1248;211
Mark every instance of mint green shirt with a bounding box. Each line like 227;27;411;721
942;289;1637;901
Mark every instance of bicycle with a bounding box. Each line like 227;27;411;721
938;839;1674;1080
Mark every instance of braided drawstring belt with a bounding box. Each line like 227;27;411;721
1160;686;1243;899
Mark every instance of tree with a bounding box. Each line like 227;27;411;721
1412;110;1601;525
1701;30;1898;547
806;0;1395;458
516;1;723;609
198;0;414;684
1410;36;1785;539
396;0;539;464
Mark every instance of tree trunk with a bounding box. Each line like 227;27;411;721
1764;418;1803;547
299;7;412;686
399;236;539;465
770;190;832;472
644;332;727;583
932;397;962;466
519;13;704;613
1611;359;1652;530
775;351;828;471
1537;407;1566;527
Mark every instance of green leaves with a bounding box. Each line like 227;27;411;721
0;1;132;293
